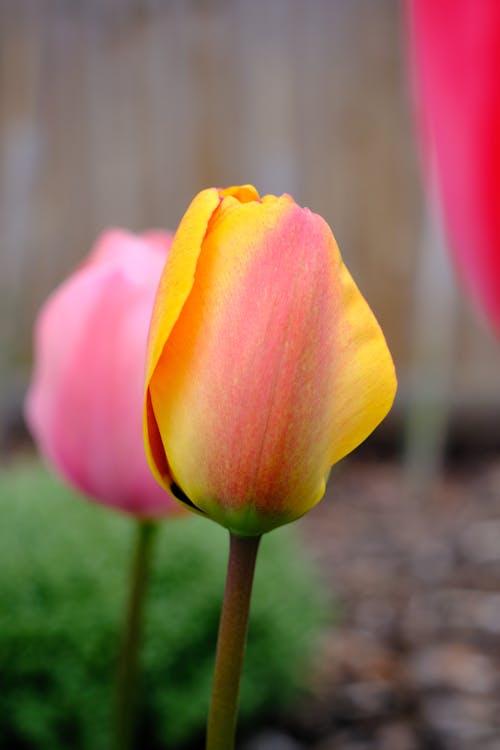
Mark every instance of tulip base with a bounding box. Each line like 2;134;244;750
113;519;157;750
206;532;261;750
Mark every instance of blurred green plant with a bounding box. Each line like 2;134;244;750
0;459;329;749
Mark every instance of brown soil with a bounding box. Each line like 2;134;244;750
244;457;500;750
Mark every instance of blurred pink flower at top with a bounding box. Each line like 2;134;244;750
25;229;182;518
406;0;500;334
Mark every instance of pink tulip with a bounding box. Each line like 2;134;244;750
406;0;500;334
25;229;181;517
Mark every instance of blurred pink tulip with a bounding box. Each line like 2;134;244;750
25;229;181;517
406;0;500;334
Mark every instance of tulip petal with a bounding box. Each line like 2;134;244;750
406;0;500;333
327;256;396;465
144;188;221;490
145;189;221;385
220;184;260;203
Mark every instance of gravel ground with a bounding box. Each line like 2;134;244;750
244;456;500;750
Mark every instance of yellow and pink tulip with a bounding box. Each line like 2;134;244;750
144;185;397;536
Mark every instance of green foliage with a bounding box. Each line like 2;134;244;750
0;460;329;749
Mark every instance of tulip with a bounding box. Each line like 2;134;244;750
26;229;185;750
144;185;397;537
26;229;180;518
406;0;500;334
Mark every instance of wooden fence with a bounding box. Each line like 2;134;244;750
1;0;499;449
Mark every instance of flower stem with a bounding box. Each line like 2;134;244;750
113;519;157;750
206;532;261;750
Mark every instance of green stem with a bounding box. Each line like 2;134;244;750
206;532;261;750
113;519;157;750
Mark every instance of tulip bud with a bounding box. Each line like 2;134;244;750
26;229;181;518
144;186;397;535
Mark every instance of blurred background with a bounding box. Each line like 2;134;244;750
1;1;500;749
2;0;500;454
